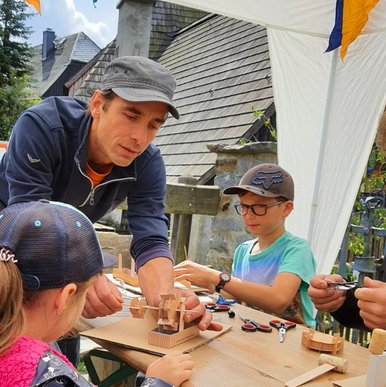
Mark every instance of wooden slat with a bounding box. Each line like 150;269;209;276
165;183;219;215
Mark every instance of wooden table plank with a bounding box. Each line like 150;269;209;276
83;303;369;386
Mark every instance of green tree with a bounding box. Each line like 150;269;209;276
0;0;32;86
0;71;41;139
0;0;37;140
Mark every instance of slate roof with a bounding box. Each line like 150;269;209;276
150;1;207;60
156;14;274;184
73;40;116;100
29;32;100;98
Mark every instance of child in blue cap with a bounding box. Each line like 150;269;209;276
0;200;193;387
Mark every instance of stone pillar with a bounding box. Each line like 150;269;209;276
115;0;154;57
206;142;277;272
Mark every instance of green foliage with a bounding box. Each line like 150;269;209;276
360;146;386;192
0;0;36;140
347;232;365;256
0;0;33;86
0;72;41;140
250;105;277;140
347;146;386;255
239;138;251;145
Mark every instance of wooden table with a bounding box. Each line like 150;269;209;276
88;303;369;386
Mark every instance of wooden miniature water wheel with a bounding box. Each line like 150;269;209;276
157;291;185;331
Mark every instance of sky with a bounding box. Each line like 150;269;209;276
26;0;119;49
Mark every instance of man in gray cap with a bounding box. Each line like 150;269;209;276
0;56;220;364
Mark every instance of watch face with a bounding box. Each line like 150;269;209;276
220;272;231;282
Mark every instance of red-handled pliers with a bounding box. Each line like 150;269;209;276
238;315;272;333
269;319;296;342
205;303;230;312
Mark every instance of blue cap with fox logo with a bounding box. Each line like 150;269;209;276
223;163;294;200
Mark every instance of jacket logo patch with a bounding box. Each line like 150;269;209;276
27;153;40;163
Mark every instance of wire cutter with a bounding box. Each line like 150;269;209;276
269;319;296;342
327;281;358;291
238;315;272;333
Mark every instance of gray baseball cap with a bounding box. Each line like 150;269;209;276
101;56;179;119
223;163;294;200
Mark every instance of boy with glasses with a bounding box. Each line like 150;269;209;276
175;163;316;327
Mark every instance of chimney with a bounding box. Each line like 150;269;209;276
115;0;154;58
42;28;55;61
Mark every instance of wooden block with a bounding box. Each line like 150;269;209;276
112;268;139;287
148;324;200;349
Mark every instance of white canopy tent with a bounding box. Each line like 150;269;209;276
167;0;386;273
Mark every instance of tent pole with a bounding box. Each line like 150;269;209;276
307;49;338;246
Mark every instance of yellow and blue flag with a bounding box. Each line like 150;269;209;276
326;0;379;59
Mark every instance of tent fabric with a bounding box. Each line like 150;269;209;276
167;0;386;274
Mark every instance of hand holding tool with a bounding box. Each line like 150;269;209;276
238;315;272;333
284;354;348;387
269;319;296;342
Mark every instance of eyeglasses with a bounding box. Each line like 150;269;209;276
234;201;284;216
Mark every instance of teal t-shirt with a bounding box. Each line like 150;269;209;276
232;231;316;327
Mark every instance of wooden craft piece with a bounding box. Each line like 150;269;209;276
301;329;344;354
112;254;192;289
129;297;147;318
128;289;200;349
112;254;139;287
81;316;232;357
285;354;348;387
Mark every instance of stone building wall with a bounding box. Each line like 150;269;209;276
205;142;277;272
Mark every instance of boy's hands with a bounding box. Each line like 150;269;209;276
355;277;386;330
146;352;194;386
174;260;219;293
308;274;347;312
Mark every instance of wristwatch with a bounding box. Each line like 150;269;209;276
215;271;231;293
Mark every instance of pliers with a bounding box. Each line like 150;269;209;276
269;319;296;342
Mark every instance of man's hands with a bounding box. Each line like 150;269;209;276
308;274;347;313
82;274;123;318
146;352;194;387
155;289;223;332
138;257;223;332
355;277;386;330
174;260;220;293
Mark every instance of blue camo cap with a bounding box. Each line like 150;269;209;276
0;200;116;290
